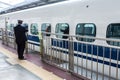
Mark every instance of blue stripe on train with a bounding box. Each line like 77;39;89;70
27;35;40;42
51;39;69;49
74;42;120;61
51;38;120;68
52;48;120;68
27;35;40;46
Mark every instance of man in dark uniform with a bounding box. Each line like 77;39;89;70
14;20;28;60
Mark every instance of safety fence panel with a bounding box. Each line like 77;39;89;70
0;28;39;53
0;28;120;80
41;32;120;80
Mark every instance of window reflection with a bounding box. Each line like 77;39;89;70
30;23;38;35
22;23;28;31
106;23;120;46
76;23;96;42
41;23;51;36
7;23;14;31
55;23;69;39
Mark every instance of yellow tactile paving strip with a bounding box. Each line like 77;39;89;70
0;47;63;80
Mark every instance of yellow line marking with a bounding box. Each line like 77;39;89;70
0;47;63;80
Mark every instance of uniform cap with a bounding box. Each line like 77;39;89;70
18;20;23;24
18;20;23;23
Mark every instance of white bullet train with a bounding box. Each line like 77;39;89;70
0;0;120;79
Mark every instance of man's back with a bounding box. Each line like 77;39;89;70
14;25;27;43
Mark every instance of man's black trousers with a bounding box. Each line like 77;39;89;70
16;42;25;59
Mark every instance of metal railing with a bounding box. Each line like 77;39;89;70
41;32;120;80
0;28;39;53
0;28;120;80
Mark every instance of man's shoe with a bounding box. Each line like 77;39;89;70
19;58;27;60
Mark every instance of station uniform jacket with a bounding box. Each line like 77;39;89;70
14;24;28;44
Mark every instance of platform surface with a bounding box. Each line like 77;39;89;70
0;47;63;80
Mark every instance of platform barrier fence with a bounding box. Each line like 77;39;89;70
0;28;120;80
41;32;120;80
0;28;38;54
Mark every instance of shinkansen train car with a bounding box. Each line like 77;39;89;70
0;0;120;79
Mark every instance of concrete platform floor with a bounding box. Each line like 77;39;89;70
0;52;41;80
0;47;63;80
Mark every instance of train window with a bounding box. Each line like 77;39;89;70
30;23;38;35
22;23;28;31
41;23;51;36
76;23;96;42
7;24;14;31
55;23;69;39
7;24;10;31
106;23;120;46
